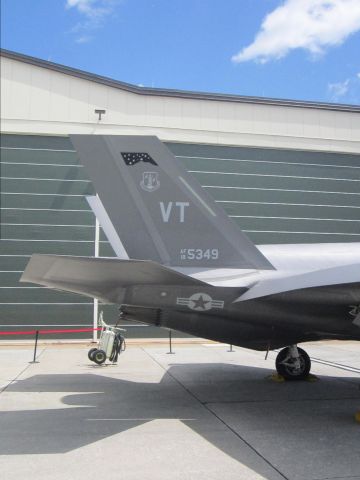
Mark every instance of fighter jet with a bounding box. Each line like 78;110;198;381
21;135;360;380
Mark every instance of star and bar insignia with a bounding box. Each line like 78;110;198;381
176;293;224;311
121;152;158;166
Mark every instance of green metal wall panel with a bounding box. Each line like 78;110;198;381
169;141;360;244
1;194;91;210
2;209;94;225
1;149;81;165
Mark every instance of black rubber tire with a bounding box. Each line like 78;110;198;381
93;349;107;365
88;348;98;361
275;347;311;381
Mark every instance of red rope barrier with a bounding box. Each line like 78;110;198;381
0;327;102;336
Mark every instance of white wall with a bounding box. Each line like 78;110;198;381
1;56;359;154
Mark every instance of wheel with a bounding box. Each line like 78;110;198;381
93;349;107;365
276;346;311;380
88;347;98;361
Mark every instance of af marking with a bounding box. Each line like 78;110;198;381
180;248;219;260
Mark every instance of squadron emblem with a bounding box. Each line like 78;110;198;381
140;172;160;192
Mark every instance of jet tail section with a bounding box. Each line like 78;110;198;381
70;135;274;270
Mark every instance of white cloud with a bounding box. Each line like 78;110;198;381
65;0;118;42
327;72;360;102
328;78;350;100
66;0;112;18
232;0;360;64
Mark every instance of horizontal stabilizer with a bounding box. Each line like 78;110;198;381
20;254;207;303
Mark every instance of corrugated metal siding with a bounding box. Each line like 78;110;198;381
0;135;119;338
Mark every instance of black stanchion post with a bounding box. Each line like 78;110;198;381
167;329;175;355
227;344;234;352
30;330;40;364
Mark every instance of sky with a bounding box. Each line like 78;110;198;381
1;0;360;105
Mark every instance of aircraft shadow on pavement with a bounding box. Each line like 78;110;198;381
1;363;360;480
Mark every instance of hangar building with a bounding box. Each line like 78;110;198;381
1;49;359;339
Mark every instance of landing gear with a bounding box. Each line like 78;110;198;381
276;345;311;380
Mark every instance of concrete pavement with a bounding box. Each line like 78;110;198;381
0;341;359;480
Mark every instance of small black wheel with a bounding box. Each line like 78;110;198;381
88;348;98;362
93;349;107;365
276;347;311;381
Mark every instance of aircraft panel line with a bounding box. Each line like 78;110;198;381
179;176;217;216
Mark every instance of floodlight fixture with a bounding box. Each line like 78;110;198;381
95;109;106;121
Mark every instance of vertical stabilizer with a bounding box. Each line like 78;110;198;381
71;135;274;270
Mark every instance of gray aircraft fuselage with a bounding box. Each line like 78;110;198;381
119;281;360;350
